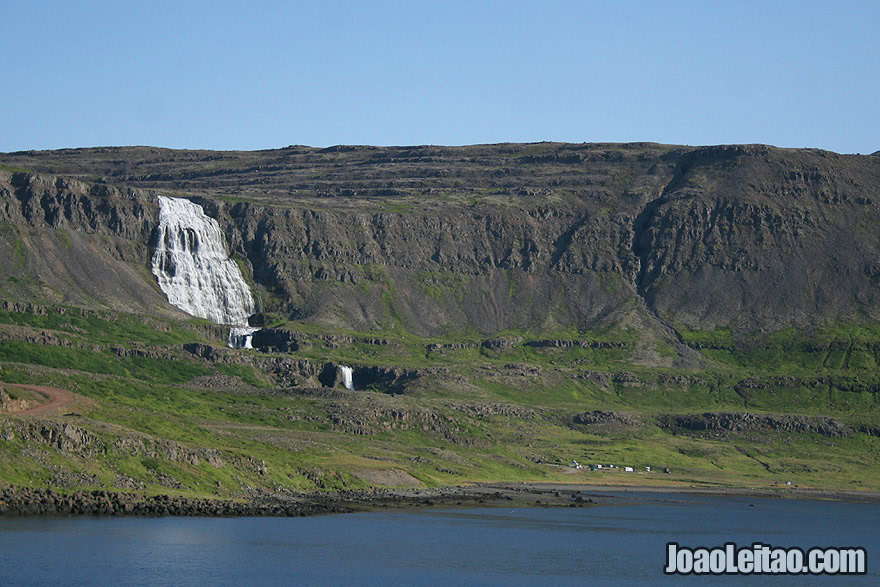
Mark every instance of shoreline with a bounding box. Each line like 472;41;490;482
477;481;880;503
2;481;879;518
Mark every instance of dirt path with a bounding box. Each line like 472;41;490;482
1;383;76;416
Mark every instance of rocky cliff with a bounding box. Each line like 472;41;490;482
2;142;879;335
0;171;174;314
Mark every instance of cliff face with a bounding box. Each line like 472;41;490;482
1;142;879;334
213;201;640;334
633;145;880;329
0;172;172;314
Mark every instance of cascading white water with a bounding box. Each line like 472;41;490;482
340;366;354;390
151;196;258;348
228;327;257;350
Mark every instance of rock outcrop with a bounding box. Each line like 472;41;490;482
656;412;879;437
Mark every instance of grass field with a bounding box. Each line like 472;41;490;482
1;304;879;498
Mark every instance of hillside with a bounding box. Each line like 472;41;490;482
4;142;879;334
0;142;879;504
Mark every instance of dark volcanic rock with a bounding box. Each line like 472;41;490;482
572;410;643;427
250;328;391;353
2;143;880;333
657;412;863;437
252;328;305;352
350;365;420;394
0;487;347;518
182;342;219;360
481;338;522;351
523;339;628;349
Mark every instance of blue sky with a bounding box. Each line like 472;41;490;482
1;1;878;153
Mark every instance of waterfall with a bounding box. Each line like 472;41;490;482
228;327;256;349
340;366;354;390
151;195;258;348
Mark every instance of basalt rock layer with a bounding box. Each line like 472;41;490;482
2;142;879;335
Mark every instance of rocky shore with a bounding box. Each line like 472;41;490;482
6;483;880;518
0;487;351;517
5;481;877;518
0;484;602;518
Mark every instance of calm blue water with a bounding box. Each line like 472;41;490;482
1;492;877;585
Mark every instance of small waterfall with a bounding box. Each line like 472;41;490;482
151;196;258;348
340;366;354;390
229;327;256;349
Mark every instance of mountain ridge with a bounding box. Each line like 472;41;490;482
2;142;878;338
1;142;880;498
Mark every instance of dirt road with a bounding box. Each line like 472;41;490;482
1;383;76;416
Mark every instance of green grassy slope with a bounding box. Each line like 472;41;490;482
1;303;878;498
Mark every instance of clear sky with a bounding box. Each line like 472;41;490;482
1;1;878;154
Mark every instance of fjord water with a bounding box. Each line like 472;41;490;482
150;195;257;348
1;493;877;585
